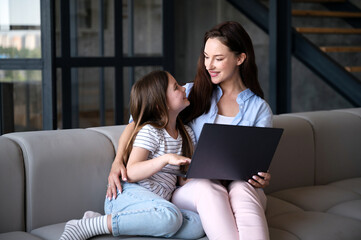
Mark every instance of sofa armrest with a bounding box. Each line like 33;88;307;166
4;129;115;232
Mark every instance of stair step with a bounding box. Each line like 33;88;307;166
296;27;361;34
292;10;361;18
292;0;346;2
345;66;361;72
320;46;361;52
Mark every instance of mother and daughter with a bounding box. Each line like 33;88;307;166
60;21;273;240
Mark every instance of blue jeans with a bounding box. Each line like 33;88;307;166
104;182;204;239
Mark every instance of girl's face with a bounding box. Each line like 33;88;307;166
204;38;245;85
166;73;189;114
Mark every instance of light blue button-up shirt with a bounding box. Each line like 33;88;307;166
184;83;273;141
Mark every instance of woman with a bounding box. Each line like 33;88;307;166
107;21;272;240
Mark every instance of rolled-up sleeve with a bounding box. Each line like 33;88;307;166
255;102;273;128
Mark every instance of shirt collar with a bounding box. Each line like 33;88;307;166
237;88;254;104
215;85;254;104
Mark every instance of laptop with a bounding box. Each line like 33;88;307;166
166;123;283;181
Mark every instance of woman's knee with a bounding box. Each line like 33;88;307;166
228;180;267;208
191;179;228;197
229;180;251;191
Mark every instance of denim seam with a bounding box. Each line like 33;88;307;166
111;206;169;236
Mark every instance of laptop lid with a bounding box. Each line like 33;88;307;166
184;123;283;181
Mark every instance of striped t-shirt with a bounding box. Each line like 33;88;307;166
132;124;196;201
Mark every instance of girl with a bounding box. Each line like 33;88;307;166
60;71;204;240
107;21;272;240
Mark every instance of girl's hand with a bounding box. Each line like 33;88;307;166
248;171;271;188
166;154;191;166
106;160;128;200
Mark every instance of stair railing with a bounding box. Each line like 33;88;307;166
227;0;361;113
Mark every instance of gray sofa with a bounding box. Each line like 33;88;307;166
0;108;360;240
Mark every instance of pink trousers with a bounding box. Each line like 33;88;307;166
171;179;269;240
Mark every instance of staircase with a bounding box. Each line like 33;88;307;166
293;0;361;76
227;0;361;108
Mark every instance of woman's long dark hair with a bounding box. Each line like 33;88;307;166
124;70;194;166
180;21;264;124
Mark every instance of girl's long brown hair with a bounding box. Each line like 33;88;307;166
124;70;194;166
180;21;264;124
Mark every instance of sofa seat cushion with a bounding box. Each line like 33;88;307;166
327;199;361;221
31;222;209;240
0;231;43;240
329;178;361;195
266;177;361;239
268;211;361;240
268;228;300;240
269;184;360;212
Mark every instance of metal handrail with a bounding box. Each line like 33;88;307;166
227;0;361;107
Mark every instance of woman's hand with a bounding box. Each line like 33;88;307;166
106;122;135;200
248;171;271;188
106;160;128;200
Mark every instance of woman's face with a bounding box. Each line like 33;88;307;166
204;38;245;85
166;73;190;114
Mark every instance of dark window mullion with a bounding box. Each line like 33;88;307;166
70;0;79;128
55;56;163;67
41;0;57;130
162;0;175;74
60;0;72;128
99;0;105;125
0;59;43;69
114;0;124;124
128;0;135;94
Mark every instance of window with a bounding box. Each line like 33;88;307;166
0;0;175;134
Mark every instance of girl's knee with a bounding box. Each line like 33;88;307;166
157;201;183;236
179;210;205;239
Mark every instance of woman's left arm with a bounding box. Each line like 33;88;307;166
254;101;273;128
249;101;273;188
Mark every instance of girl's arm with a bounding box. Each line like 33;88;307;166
126;147;190;183
106;122;135;200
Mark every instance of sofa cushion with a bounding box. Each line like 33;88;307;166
0;137;25;233
288;110;361;185
4;129;115;232
267;115;315;193
31;222;209;240
267;177;361;239
0;231;43;240
87;125;127;152
268;211;361;240
334;108;361;118
268;228;300;240
327;178;361;220
270;185;360;212
329;177;361;195
266;196;303;219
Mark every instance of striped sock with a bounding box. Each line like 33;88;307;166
60;215;110;240
82;211;101;219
